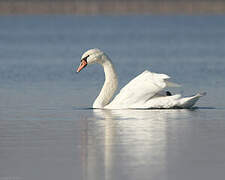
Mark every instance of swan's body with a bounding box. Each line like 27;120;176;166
77;49;205;109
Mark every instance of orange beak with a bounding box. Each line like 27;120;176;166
77;59;87;72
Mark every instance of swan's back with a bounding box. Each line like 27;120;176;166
106;70;171;109
105;70;204;109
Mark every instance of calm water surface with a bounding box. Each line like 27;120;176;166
0;15;225;180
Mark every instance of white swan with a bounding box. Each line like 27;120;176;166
77;48;205;109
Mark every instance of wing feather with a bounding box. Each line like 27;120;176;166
106;70;175;108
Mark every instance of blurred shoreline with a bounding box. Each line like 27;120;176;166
0;1;225;15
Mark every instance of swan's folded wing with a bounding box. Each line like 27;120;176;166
106;70;176;109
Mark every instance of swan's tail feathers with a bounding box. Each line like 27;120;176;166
165;80;181;88
178;92;206;108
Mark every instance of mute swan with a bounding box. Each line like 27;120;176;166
76;48;205;109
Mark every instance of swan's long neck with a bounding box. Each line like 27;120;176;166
93;55;118;108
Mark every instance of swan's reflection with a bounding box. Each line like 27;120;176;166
81;109;192;180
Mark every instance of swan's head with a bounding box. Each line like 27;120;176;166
77;48;104;72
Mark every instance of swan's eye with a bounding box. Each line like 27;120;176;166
81;55;90;61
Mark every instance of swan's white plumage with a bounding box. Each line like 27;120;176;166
105;70;172;109
78;49;205;109
105;70;204;109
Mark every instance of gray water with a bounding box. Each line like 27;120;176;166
0;15;225;180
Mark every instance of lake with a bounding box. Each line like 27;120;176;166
0;15;225;180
